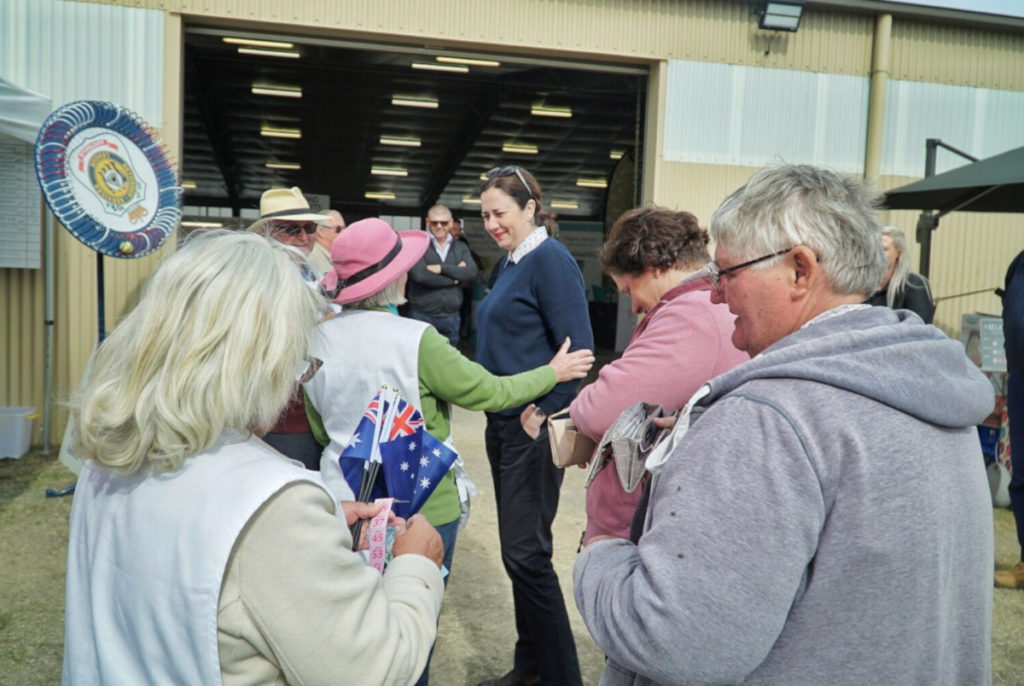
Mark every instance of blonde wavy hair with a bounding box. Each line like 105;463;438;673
71;230;326;474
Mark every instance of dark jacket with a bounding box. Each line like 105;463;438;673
406;237;479;316
1003;250;1024;372
866;271;936;324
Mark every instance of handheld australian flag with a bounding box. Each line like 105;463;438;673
339;387;458;519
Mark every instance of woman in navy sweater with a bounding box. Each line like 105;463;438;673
475;166;594;686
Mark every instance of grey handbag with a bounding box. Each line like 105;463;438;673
585;402;675;492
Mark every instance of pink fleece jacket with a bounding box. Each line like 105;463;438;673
569;278;748;541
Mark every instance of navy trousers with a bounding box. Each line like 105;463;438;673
484;413;582;686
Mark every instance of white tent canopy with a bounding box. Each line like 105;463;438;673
0;76;51;142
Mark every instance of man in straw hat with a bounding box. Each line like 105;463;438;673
305;217;594;686
251;187;329;275
249;186;330;467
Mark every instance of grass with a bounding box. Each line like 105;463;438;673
1;448;1022;685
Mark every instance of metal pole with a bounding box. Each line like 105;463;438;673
863;13;891;182
42;209;55;455
915;139;939;279
96;252;106;342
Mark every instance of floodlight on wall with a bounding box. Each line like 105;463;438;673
756;0;804;32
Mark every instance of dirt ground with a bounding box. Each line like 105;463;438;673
1;406;1023;685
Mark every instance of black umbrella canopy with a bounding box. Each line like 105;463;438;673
883;145;1024;215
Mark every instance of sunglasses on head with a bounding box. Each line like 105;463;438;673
272;221;318;237
486;165;535;202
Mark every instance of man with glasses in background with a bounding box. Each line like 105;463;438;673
406;204;479;347
574;163;995;686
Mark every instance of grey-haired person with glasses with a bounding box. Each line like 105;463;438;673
574;163;995;686
475;165;594;686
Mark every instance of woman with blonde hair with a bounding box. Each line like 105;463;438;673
63;230;445;686
866;225;935;323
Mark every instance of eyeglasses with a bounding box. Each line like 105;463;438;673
711;247;794;294
428;219;451;227
486;165;535;202
295;356;323;384
272;221;318;237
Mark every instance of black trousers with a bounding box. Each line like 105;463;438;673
484;413;582;686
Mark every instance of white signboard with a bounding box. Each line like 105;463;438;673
0;133;42;269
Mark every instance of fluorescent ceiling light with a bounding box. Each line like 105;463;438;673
261;126;302;139
237;47;301;59
251;84;302;98
531;104;572;118
502;141;539;155
223;37;294;49
437;56;501;68
412;62;469;73
392;95;438;109
380;136;421;148
576;177;608;188
181;220;224;228
461;196;481;205
550;200;579;210
180;181;197;190
365;191;396;200
265;161;301;170
609;149;625;160
757;1;803;31
371;166;408;177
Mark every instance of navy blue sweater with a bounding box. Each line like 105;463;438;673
1004;250;1024;373
476;238;594;416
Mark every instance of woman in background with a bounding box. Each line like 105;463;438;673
63;230;444;686
474;165;594;686
867;225;936;323
307;218;594;686
570;206;748;544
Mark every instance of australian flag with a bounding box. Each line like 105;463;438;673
339;389;458;519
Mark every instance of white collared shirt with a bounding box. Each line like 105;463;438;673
430;233;452;262
508;226;548;264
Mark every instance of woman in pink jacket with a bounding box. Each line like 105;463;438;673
569;206;748;543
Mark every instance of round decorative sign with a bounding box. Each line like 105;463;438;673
35;101;181;258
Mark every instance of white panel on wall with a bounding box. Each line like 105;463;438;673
664;59;869;173
0;0;164;125
882;80;1024;177
0;133;41;269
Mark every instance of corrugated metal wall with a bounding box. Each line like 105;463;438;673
0;0;169;446
6;0;1023;447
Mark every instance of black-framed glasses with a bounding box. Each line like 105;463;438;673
272;221;318;237
711;247;794;293
295;356;323;384
486;165;535;202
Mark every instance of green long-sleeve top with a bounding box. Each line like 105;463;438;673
308;322;557;526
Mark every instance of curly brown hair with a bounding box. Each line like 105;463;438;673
601;206;711;276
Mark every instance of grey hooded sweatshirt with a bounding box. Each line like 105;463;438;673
574;305;994;686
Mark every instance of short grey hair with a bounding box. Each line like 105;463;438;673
710;163;888;296
881;225;911;307
347;279;406;310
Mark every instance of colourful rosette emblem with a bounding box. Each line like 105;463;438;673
34;101;182;258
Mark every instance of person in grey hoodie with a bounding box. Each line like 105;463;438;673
573;163;995;686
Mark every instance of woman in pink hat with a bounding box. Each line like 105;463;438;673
304;217;595;686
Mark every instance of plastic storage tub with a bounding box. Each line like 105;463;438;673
0;406;36;459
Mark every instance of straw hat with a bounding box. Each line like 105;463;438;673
250;187;328;232
322;218;428;305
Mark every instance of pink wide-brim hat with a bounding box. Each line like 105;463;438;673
322;218;429;304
